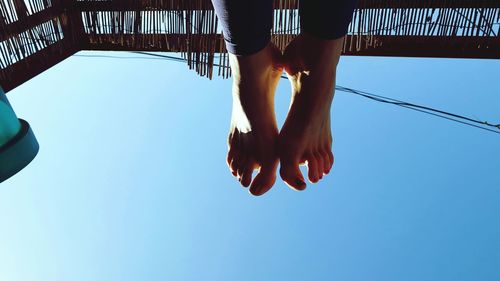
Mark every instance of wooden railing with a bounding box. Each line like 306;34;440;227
1;0;499;92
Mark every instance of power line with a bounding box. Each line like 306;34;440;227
73;52;500;135
74;54;166;60
336;86;500;135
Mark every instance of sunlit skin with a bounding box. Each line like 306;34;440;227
279;33;343;190
227;42;283;196
227;33;343;195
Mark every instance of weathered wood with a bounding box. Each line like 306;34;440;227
83;34;500;60
1;0;500;92
0;5;63;41
342;35;500;59
0;38;78;92
75;0;500;11
59;4;87;46
83;34;225;52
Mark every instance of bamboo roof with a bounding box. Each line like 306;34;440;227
1;0;499;92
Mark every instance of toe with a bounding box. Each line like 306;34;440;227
227;149;235;167
323;157;330;175
328;150;334;172
236;155;248;179
227;133;239;165
315;152;324;180
230;154;243;177
322;150;331;175
227;148;237;174
306;154;319;183
229;158;238;176
250;161;278;196
241;160;255;188
279;161;306;191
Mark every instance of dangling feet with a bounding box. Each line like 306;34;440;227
279;33;344;190
227;43;283;196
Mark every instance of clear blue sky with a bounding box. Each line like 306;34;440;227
1;51;499;281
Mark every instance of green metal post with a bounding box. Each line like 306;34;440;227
0;87;39;183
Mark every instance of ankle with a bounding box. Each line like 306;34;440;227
295;33;343;67
230;43;282;77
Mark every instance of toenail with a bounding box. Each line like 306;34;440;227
295;179;306;190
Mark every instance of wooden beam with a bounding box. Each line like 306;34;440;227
75;0;500;11
0;38;78;92
59;5;87;46
342;35;500;59
75;0;288;11
359;0;500;8
0;5;63;42
83;34;225;52
83;34;500;59
3;0;498;42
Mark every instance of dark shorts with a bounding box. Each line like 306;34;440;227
211;0;358;55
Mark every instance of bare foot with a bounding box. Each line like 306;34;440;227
279;33;343;190
227;43;283;196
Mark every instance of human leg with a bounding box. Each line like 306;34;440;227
211;0;282;195
279;1;357;190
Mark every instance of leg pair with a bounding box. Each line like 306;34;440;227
212;0;357;195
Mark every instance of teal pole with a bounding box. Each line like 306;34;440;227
0;87;39;183
0;90;22;146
